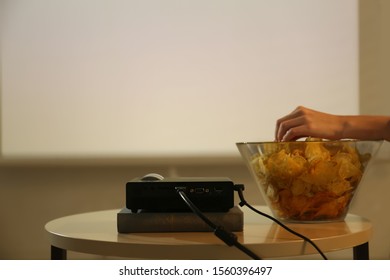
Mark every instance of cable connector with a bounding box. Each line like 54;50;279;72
214;226;238;247
234;184;247;207
233;184;245;191
175;187;186;192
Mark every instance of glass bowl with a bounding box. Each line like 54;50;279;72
236;140;382;223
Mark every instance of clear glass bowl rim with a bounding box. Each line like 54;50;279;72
236;139;384;145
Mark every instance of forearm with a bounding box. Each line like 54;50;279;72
340;115;390;141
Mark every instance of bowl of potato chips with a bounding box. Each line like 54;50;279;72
237;139;382;222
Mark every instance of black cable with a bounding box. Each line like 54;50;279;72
176;188;261;260
234;184;328;260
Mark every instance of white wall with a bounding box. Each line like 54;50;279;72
1;0;358;158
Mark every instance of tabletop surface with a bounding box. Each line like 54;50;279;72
45;205;372;259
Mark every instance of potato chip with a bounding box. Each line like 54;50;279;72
334;152;362;181
305;141;330;165
327;180;352;196
267;149;306;180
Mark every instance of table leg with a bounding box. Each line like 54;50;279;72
51;245;67;260
353;242;369;260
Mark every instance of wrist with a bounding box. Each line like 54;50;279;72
337;115;349;139
339;115;390;141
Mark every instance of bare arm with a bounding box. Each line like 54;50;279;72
275;106;390;142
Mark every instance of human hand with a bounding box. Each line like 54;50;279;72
275;106;344;141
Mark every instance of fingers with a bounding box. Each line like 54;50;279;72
275;106;307;141
281;125;309;142
276;117;308;141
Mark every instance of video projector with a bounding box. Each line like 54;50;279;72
126;174;235;213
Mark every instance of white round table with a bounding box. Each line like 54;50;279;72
45;206;372;260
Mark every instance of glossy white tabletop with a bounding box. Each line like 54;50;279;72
45;206;372;259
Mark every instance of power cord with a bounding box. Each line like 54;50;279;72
176;188;261;260
234;184;328;260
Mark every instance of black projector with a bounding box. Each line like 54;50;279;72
126;174;235;213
